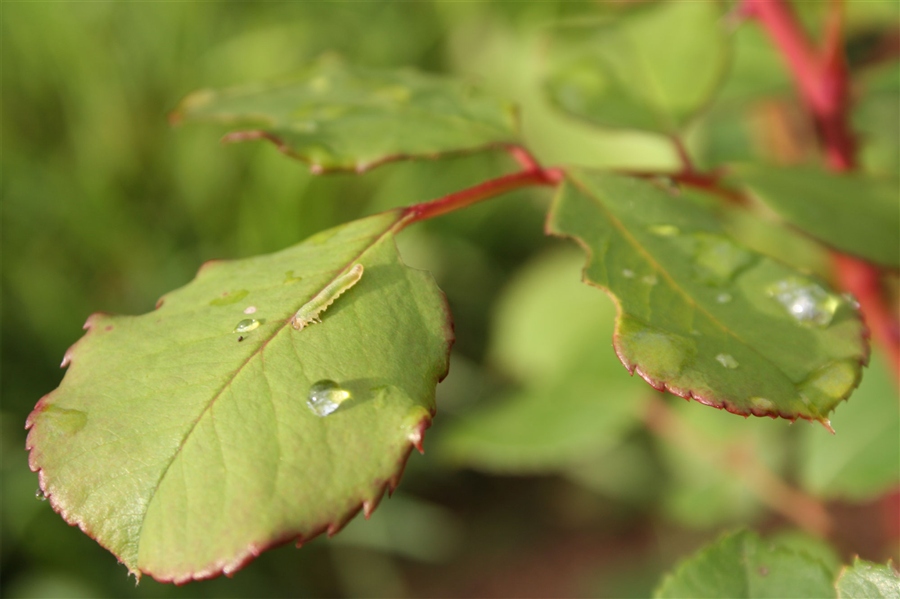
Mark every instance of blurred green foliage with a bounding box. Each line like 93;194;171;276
3;2;897;597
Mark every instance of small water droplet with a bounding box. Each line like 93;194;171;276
691;233;755;286
641;274;658;286
243;306;257;315
649;224;680;237
622;269;635;278
35;488;47;501
284;270;304;284
233;318;261;334
841;292;860;310
750;397;775;411
766;277;840;327
307;380;351;417
716;293;732;304
210;289;249;306
715;353;739;369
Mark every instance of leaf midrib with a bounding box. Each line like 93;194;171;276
134;217;400;566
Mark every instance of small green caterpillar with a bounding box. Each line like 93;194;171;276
290;264;364;330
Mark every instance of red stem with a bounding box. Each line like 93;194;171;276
746;0;899;383
400;167;562;230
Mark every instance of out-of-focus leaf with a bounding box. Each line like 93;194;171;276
547;169;868;423
545;2;730;134
26;211;453;582
799;353;900;500
654;529;836;598
659;399;788;529
837;558;900;599
437;248;648;471
171;59;519;173
734;164;900;267
854;63;900;176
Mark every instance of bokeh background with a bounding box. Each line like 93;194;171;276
3;2;898;597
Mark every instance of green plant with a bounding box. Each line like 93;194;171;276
21;0;898;594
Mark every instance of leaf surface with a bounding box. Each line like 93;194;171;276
837;558;900;599
547;169;868;422
171;59;519;173
545;2;730;134
26;210;453;582
735;165;900;267
654;529;836;598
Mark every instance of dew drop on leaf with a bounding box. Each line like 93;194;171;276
691;233;755;286
243;306;257;315
622;269;635;278
641;274;658;286
750;397;775;411
841;292;860;310
307;380;351;417
716;293;732;304
766;277;840;327
233;318;261;334
35;488;47;501
715;353;739;369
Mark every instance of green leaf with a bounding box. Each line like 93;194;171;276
654;529;837;598
837;558;900;599
25;210;453;582
734;164;900;268
171;59;519;173
547;169;868;422
799;352;900;501
545;2;730;135
437;248;648;472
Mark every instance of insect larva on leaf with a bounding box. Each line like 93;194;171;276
290;264;364;330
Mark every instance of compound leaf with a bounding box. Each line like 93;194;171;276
547;169;868;423
172;59;519;173
734;164;900;267
26;210;453;583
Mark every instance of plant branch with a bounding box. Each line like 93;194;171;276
643;395;833;537
400;165;562;230
742;0;855;169
747;0;899;380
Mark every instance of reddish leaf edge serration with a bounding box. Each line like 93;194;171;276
25;263;454;585
545;204;869;429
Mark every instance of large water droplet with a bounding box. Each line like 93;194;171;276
798;360;859;405
41;405;88;435
692;233;755;286
35;488;47;501
715;353;739;369
233;318;261;334
307;380;351;417
618;317;696;379
766;278;840;327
